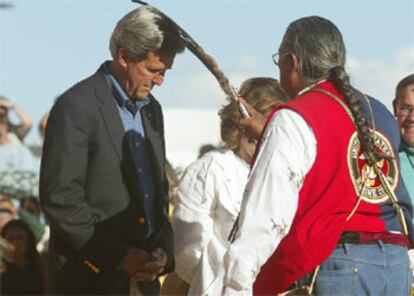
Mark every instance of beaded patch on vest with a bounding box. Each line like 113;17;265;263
347;129;398;204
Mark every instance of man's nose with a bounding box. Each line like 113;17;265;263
153;74;164;86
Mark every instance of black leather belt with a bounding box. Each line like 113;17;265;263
337;231;410;249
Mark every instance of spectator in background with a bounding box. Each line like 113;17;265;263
0;197;17;233
20;196;41;220
20;197;41;220
0;196;45;248
0;209;15;235
24;110;51;157
167;77;287;295
393;74;414;204
0;96;33;143
19;197;46;247
0;235;13;273
165;160;180;208
0;201;15;273
0;104;39;172
38;111;50;142
1;219;45;295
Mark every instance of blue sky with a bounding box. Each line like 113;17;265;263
0;0;413;147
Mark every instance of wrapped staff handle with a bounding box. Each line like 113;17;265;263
131;0;250;118
231;88;250;119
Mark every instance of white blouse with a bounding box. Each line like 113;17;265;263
173;148;250;295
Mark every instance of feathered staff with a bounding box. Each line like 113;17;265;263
131;0;250;118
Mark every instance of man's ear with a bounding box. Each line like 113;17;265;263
118;48;129;68
392;98;398;116
287;52;298;73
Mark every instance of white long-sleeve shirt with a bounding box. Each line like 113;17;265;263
173;148;250;295
223;109;317;295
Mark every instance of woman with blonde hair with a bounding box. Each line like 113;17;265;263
168;77;287;295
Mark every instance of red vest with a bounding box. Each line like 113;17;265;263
253;82;389;294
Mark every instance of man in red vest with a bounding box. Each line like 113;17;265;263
223;16;413;295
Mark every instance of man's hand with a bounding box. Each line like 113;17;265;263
147;248;168;273
238;98;268;140
120;247;169;282
129;248;169;282
119;248;153;279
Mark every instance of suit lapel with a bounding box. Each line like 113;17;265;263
141;103;164;186
94;69;124;159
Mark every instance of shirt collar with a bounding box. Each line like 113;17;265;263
401;140;414;156
102;61;151;109
297;79;327;97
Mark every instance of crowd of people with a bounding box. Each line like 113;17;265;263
0;5;414;296
0;96;50;295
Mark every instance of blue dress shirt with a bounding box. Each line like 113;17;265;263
103;62;156;237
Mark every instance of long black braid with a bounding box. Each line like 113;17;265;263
282;16;389;164
329;66;388;164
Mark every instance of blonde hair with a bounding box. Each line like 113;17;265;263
219;77;287;151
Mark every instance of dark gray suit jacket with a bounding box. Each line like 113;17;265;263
40;64;173;295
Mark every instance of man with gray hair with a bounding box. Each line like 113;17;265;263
40;6;184;295
224;16;413;295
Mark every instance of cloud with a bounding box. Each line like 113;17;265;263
347;47;414;110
